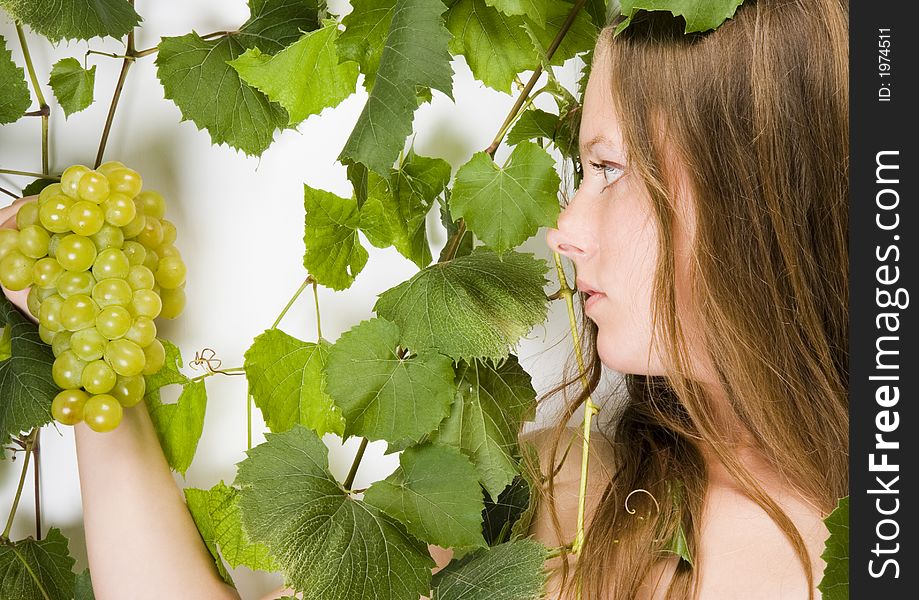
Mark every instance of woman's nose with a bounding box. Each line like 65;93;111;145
545;200;594;260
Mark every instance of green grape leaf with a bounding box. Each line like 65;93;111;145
48;58;96;117
339;0;454;177
586;0;611;28
229;24;359;126
155;0;321;156
374;248;551;363
359;151;451;269
0;326;10;361
615;0;745;35
302;184;368;291
506;108;560;146
235;425;435;600
446;0;534;94
657;478;694;566
143;339;207;476
428;355;537;499
0;295;57;450
0;34;30;125
243;328;344;437
324;317;456;445
431;538;549;600
186;481;278;576
0;528;76;600
0;0;140;43
450;141;560;253
481;473;530;546
818;495;848;600
183;487;235;587
73;568;95;600
337;0;397;90
20;179;57;198
364;443;487;549
485;0;548;26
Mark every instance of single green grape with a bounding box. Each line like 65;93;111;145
125;316;157;348
142;338;166;375
122;213;146;239
60;165;91;199
70;327;107;361
96;305;132;339
77;171;111;203
38;324;56;345
27;285;46;316
0;250;35;291
96;161;126;176
92;248;130;280
122;241;146;266
69;200;105;236
92;278;133;308
16;200;40;229
134;190;166;218
155;255;186;289
104;338;146;377
38;294;65;332
160;219;177;245
127;265;155;291
51;330;73;358
38;195;75;234
110;374;145;407
52;350;88;389
130;289;162;319
136;216;164;249
157;244;181;259
56;234;97;272
106;168;143;198
17;225;51;259
51;388;89;425
102;192;137;227
83;394;123;433
33;257;64;288
159;286;186;319
90;223;125;251
83;359;117;394
0;229;19;261
60;294;100;332
142;247;160;273
57;271;97;298
38;182;63;204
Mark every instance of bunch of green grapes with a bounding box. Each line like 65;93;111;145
0;162;187;433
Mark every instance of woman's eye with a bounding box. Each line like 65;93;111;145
589;161;625;186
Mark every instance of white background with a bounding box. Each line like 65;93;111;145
0;1;619;597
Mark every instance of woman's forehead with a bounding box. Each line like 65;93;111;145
580;57;626;158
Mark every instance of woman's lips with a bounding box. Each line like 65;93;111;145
585;292;606;311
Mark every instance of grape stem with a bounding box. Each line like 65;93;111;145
94;3;136;169
552;250;599;600
0;168;59;180
14;23;50;176
0;186;18;199
33;430;42;540
439;0;587;263
1;429;36;542
271;276;314;330
342;438;368;492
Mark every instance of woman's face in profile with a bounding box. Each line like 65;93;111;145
545;49;698;377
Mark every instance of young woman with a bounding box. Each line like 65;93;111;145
1;0;848;598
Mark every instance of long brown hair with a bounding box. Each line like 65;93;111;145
523;0;849;597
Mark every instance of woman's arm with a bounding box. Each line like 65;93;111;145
74;399;242;600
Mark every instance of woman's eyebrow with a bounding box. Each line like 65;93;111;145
580;134;620;156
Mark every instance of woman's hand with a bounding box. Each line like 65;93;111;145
0;195;38;319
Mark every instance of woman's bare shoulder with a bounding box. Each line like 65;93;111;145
693;481;831;599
